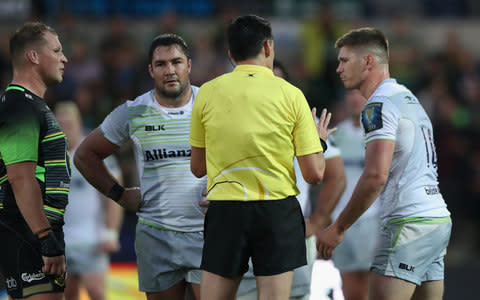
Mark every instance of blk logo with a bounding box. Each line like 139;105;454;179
145;125;165;131
399;263;415;272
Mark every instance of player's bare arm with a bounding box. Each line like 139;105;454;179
74;128;141;212
317;139;394;258
190;146;206;178
6;161;65;275
306;156;346;238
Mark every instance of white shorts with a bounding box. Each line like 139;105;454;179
65;243;109;275
371;216;452;285
135;220;203;292
332;216;380;272
236;236;317;299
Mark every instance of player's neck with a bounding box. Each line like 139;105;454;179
360;67;389;100
11;69;47;98
234;56;272;70
154;85;192;108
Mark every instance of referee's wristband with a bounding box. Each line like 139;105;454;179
107;183;125;202
320;138;328;152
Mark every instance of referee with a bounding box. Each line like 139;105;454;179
190;15;335;300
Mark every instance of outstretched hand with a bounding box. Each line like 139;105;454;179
312;107;337;141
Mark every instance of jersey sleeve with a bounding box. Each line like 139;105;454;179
99;103;130;146
292;90;322;156
189;86;207;148
0;98;40;165
361;97;399;144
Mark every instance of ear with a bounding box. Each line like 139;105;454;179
263;40;273;58
148;64;154;78
187;58;192;74
26;50;39;65
365;54;376;70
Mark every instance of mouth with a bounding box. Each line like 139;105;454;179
164;79;179;86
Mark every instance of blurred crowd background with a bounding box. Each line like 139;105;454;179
0;0;479;296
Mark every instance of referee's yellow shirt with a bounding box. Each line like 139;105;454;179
190;64;322;201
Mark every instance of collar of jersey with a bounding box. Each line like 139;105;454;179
379;78;397;87
233;64;274;76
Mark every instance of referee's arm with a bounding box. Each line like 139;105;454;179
190;146;206;178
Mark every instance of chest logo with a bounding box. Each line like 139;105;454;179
145;125;165;131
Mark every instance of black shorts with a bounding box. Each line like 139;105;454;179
201;196;306;277
0;217;65;299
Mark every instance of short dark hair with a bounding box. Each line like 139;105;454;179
10;22;57;64
273;59;290;81
335;27;389;64
227;15;273;62
148;33;190;64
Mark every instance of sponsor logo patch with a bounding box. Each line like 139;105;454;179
54;273;66;287
167;111;184;115
21;271;45;282
6;277;17;289
361;102;383;133
424;185;440;195
145;148;191;161
399;263;415;272
145;125;165;131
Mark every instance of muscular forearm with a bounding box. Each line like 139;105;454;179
335;172;384;233
310;159;346;229
74;149;120;196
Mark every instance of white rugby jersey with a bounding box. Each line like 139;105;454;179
64;147;121;245
331;119;380;221
99;87;207;232
294;139;341;217
362;78;449;223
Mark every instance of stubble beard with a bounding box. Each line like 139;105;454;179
156;81;186;99
44;72;63;86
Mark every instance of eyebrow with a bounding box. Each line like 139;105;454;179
153;56;184;63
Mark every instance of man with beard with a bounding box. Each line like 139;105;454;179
74;34;207;300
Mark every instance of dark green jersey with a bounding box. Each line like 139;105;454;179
0;84;71;225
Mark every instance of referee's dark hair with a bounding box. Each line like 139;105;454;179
227;15;273;62
148;33;191;64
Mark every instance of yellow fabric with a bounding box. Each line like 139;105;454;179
190;64;322;201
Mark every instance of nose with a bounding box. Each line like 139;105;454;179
165;62;175;74
62;54;68;63
336;63;342;74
